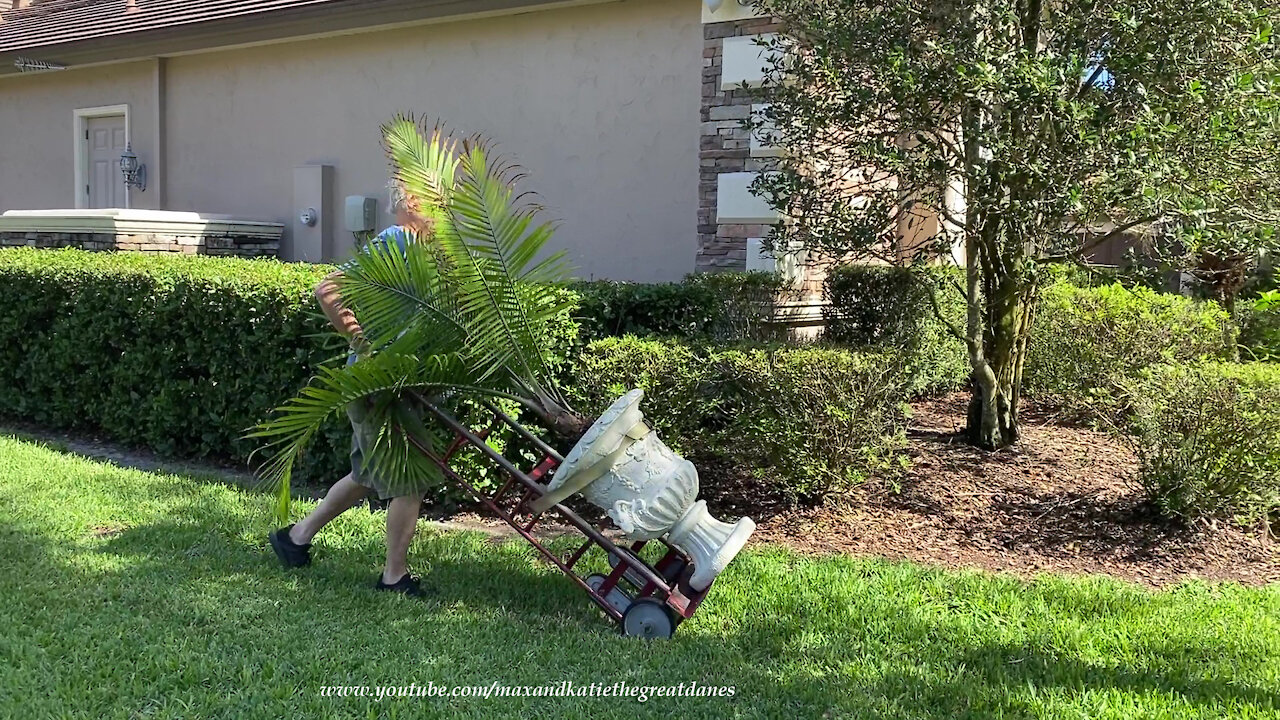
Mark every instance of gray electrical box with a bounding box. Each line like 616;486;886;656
344;195;378;232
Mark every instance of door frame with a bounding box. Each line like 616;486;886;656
74;104;130;209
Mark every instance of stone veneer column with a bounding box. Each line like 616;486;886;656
698;5;782;272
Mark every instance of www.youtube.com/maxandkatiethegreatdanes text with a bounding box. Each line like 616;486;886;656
316;680;737;703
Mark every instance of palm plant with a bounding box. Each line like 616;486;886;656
252;116;588;520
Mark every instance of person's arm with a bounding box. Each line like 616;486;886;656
322;226;410;352
315;271;367;350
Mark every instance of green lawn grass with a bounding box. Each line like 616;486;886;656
1;435;1278;720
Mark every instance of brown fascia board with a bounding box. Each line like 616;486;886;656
0;0;582;78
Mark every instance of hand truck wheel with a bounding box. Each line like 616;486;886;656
622;597;677;639
585;573;632;616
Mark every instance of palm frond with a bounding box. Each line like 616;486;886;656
381;115;460;211
250;351;527;522
436;139;570;403
335;235;465;352
255;117;582;521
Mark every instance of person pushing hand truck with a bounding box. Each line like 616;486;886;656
268;184;436;598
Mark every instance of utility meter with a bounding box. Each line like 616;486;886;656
344;195;377;232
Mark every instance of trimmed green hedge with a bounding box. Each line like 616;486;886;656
0;248;351;482
822;265;968;396
1124;362;1280;530
1024;282;1236;406
569;336;910;501
571;271;784;341
0;249;907;505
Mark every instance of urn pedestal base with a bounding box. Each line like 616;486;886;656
667;500;756;591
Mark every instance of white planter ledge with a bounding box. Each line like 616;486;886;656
0;209;284;240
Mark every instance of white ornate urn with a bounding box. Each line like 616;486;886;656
532;389;755;591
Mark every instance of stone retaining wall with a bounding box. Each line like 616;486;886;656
0;231;279;257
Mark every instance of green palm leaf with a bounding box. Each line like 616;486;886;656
251;350;530;521
254;117;579;522
336;234;465;353
380;115;459;210
434;140;569;402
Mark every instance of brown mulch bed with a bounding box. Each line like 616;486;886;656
751;393;1280;587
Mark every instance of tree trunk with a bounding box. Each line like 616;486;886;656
535;402;592;452
957;80;1037;451
966;275;1035;450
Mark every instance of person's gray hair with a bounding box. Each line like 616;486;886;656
388;181;410;214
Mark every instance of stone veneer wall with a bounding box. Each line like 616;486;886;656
698;15;781;272
0;231;279;258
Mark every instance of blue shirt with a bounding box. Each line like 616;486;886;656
343;225;412;270
345;225;413;365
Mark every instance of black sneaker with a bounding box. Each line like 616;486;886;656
375;573;433;598
268;525;311;568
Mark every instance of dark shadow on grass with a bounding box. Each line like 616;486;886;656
0;424;260;488
86;494;610;635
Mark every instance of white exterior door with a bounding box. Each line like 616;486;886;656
86;115;127;209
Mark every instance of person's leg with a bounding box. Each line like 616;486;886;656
381;492;425;584
288;474;370;545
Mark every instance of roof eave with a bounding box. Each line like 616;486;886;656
0;0;607;78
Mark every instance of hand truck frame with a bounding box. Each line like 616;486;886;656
408;398;715;639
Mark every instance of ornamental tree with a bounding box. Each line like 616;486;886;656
752;0;1280;448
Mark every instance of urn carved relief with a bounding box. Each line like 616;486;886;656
536;389;756;591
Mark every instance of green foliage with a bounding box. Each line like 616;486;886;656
754;0;1280;267
1042;262;1173;293
1024;282;1236;410
1123;362;1280;530
1023;280;1276;530
254;118;577;520
753;0;1280;447
571;271;785;341
823;265;968;396
0;247;349;482
568;336;910;501
0;245;912;507
1238;290;1280;362
0;247;579;507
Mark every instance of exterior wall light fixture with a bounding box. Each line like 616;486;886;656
119;143;146;192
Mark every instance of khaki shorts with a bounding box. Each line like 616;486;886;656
346;396;442;500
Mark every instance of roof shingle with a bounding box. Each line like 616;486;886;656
0;0;349;55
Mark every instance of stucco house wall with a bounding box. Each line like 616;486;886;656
0;0;703;282
0;60;157;211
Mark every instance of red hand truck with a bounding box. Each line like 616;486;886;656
408;398;715;639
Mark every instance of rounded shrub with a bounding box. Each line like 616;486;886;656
568;336;911;502
1123;362;1280;530
822;265;968;397
1025;281;1236;409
